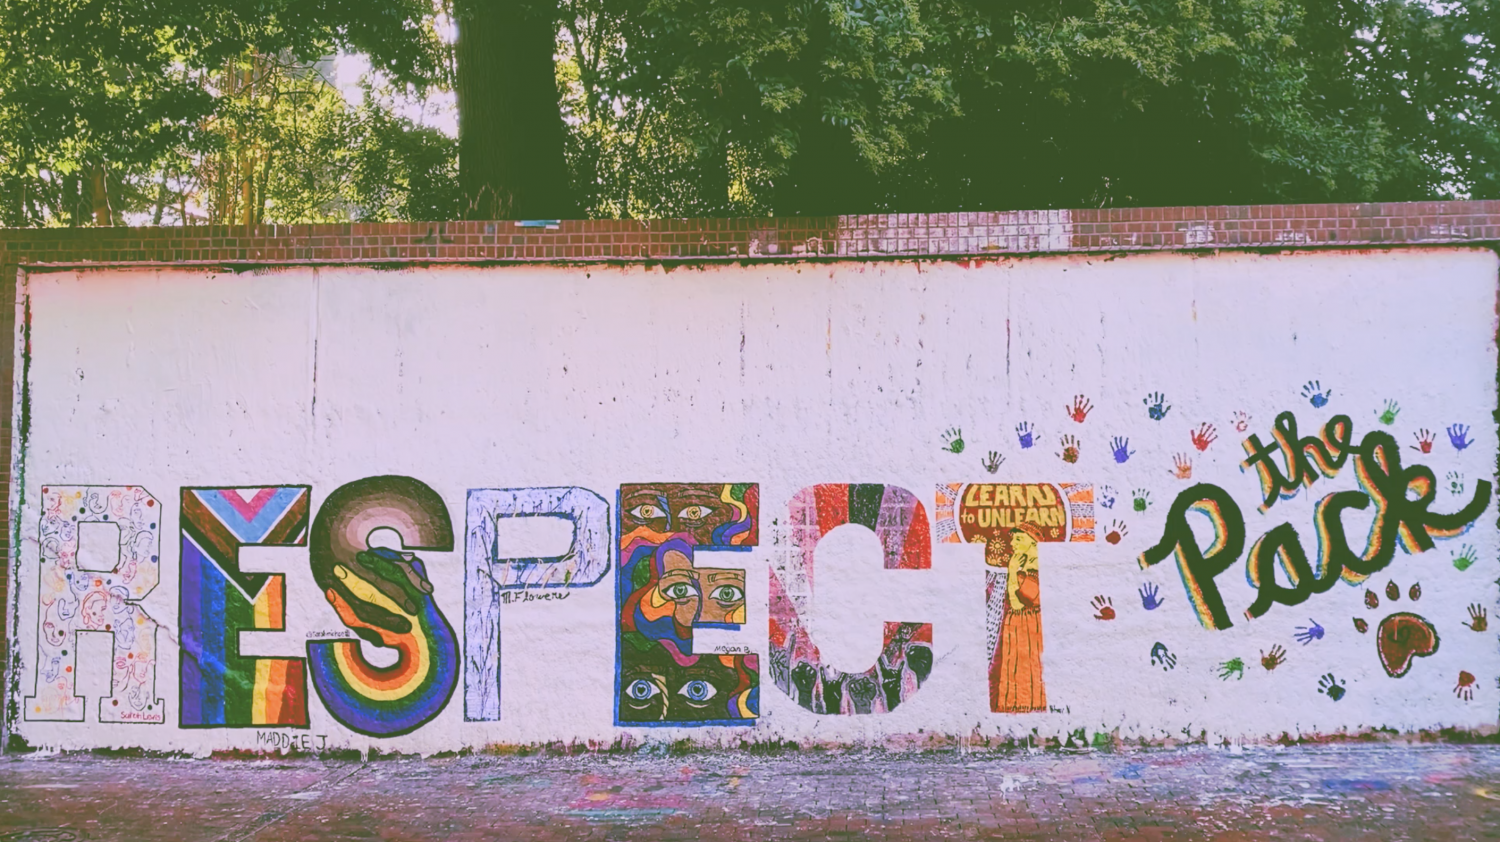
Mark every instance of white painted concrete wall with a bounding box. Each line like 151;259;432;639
5;249;1497;754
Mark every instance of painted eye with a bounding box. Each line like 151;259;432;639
678;680;717;703
662;582;696;601
677;505;713;520
709;585;744;604
625;679;660;701
629;504;666;520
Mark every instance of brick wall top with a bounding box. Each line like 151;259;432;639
2;201;1499;266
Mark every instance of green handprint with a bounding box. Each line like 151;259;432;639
1217;658;1244;681
1453;544;1478;572
1375;399;1400;425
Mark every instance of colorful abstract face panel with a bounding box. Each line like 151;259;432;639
616;483;758;725
936;482;1094;714
769;484;934;715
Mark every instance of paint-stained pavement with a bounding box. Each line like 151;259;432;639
1;744;1498;840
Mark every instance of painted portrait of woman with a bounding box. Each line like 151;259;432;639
989;523;1046;713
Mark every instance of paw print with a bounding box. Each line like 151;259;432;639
1447;471;1464;496
1447;423;1472;451
1015;421;1035;450
1231;411;1251;433
1171;453;1193;480
1149;642;1177;671
1099;485;1117;510
1138;582;1165;611
1143;391;1171;421
982;451;1004;474
1410;429;1434;454
1104;519;1128;545
942;427;965;454
1301;380;1332;408
1189;423;1217;452
1217;658;1244;681
1066;394;1093;423
1058;434;1080;464
1452;544;1477;571
1455;671;1476;702
1260;644;1286;671
1375;399;1400;426
1318;673;1347;701
1131;488;1151;512
1361;582;1440;678
1090;595;1115;621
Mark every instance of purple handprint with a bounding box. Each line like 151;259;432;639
1110;436;1133;464
1293;619;1324;645
1139;582;1166;611
1016;421;1035;450
1447;424;1472;451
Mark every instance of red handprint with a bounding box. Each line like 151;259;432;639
1411;429;1434;454
1090;595;1115;621
1190;423;1217;452
1066;394;1093;423
1455;671;1476;701
1231;411;1251;433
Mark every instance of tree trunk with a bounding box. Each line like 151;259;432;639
454;0;577;219
88;164;113;226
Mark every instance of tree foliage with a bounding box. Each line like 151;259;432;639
1;0;1494;226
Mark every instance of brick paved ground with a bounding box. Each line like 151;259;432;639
1;744;1497;841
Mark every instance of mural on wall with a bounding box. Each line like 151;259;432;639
1140;411;1491;632
305;476;459;737
936;483;1095;713
616;483;759;725
769;484;933;715
25;486;165;723
464;486;610;721
180;486;311;728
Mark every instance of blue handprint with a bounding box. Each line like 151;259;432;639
1293;619;1324;645
1099;485;1117;509
1301;380;1332;408
1138;582;1166;611
1447;423;1472;451
1110;436;1134;464
1016;421;1035;450
1143;392;1171;421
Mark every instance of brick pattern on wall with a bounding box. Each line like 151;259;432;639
1;199;1498;696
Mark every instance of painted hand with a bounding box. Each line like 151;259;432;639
326;547;433;646
1189;423;1217;452
1138;582;1165;611
1171;453;1193;480
1149;642;1177;671
1375;399;1400;425
1447;471;1464;496
1260;644;1286;671
1455;671;1476;702
1131;489;1151;512
1015;421;1035;450
1293;619;1324;645
1110;436;1133;464
1099;485;1117;509
1231;411;1251;433
1318;673;1346;701
1058;434;1080;464
1143;391;1172;421
1066;394;1093;423
1411;429;1434;454
1217;658;1244;681
1301;380;1331;408
1447;423;1472;451
1464;604;1488;632
982;451;1004;474
942;427;965;454
1104;519;1128;545
1453;544;1477;571
1091;595;1115;621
